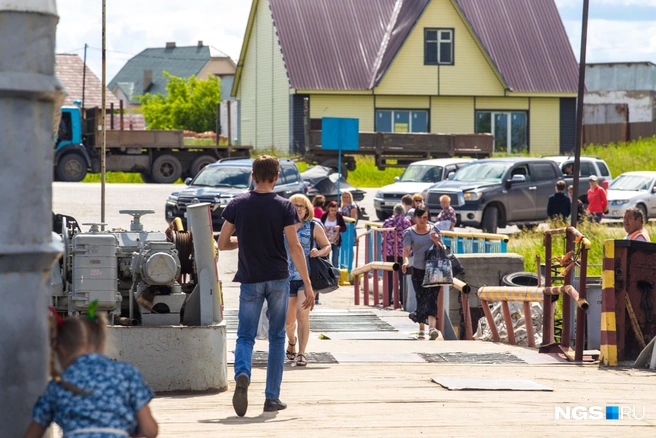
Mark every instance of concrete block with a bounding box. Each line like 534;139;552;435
107;324;228;393
449;253;525;329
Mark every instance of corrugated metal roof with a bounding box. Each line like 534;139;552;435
269;0;429;90
55;54;121;108
454;0;579;93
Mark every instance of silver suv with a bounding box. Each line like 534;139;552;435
543;156;613;203
373;158;475;220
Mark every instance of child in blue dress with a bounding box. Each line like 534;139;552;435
23;307;158;438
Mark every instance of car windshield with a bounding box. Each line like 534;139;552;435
609;175;653;191
452;162;510;183
192;166;251;188
399;165;443;183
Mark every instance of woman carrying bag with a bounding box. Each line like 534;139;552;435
284;194;331;366
401;204;444;340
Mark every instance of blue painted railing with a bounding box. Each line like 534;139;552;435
338;217;356;271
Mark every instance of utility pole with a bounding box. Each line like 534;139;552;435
0;1;64;435
101;0;107;229
82;43;88;113
570;0;590;229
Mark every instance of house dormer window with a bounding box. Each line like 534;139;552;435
424;28;454;65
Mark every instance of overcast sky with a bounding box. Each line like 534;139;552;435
56;0;656;83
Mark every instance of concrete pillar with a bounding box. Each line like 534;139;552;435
0;1;65;435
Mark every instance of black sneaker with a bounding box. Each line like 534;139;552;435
232;373;249;417
263;398;287;412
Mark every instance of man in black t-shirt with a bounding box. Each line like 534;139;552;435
218;155;314;417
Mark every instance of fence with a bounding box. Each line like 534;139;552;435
583;121;656;145
338;217;356;272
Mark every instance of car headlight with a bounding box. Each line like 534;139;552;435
167;194;179;203
375;191;383;199
610;199;630;206
464;191;482;202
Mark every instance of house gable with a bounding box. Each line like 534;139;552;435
375;0;505;96
237;0;291;151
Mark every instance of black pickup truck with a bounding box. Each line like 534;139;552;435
424;158;564;233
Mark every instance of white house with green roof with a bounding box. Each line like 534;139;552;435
109;41;236;114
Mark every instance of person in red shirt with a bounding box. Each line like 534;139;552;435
587;175;607;223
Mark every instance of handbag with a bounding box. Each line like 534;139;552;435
422;244;453;287
308;221;340;294
446;247;464;278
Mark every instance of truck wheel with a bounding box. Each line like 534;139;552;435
56;153;87;182
482;206;499;234
190;155;216;178
151;155;183;184
320;159;348;180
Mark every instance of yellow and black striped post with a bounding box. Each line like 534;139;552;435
600;240;618;366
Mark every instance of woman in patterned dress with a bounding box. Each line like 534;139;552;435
24;311;158;438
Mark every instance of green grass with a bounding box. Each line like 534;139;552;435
507;219;656;277
80;135;656;186
582;135;656;177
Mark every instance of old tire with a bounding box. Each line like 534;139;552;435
637;203;648;221
56;153;87;182
502;272;541;287
320;159;348;180
482;205;499;234
189;155;216;178
151;155;183;184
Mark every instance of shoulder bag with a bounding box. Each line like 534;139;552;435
308;221;340;294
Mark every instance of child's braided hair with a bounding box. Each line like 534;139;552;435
48;305;107;394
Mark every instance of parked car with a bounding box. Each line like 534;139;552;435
423;158;563;233
165;158;306;229
373;158;475;220
301;165;366;204
543;156;613;202
605;172;656;220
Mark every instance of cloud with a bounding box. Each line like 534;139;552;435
564;19;656;62
56;0;252;81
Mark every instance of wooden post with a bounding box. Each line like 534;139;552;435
501;301;516;345
481;300;500;342
543;235;554;345
119;100;124;131
227;100;232;147
524;302;536;348
216;103;221;146
110;102;114;129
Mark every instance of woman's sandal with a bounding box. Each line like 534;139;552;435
295;353;307;367
286;338;297;361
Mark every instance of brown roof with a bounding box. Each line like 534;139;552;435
454;0;579;93
269;0;430;90
55;54;121;108
263;0;577;93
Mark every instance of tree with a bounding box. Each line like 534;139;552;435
137;72;221;133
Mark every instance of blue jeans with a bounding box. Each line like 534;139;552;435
235;278;290;400
331;243;340;268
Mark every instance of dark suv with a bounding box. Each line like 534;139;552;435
424;158;563;233
165;158;306;229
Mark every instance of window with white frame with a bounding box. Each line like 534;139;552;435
425;28;454;65
376;110;429;133
475;111;528;154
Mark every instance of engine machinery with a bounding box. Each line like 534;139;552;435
51;210;198;325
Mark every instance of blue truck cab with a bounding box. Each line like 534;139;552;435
55;105;91;181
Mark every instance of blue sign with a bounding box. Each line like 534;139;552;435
321;117;359;151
